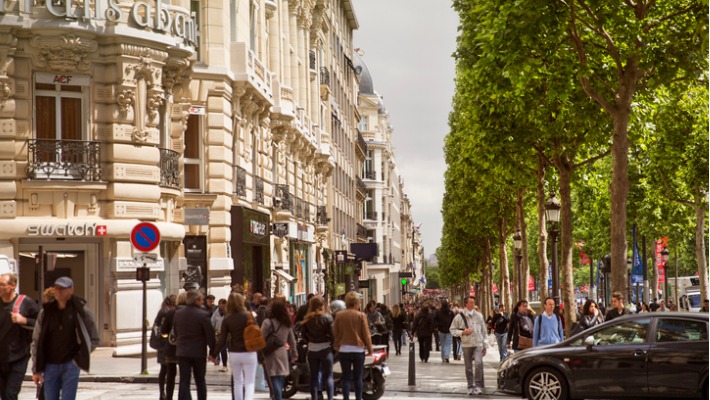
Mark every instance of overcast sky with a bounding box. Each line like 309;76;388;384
353;1;459;258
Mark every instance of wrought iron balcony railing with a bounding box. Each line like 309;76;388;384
364;170;376;180
320;67;330;86
316;206;328;226
295;197;303;219
235;166;247;198
357;131;367;155
357;223;368;239
356;176;366;194
254;176;264;205
365;211;378;221
27;139;102;181
274;184;292;212
159;148;180;188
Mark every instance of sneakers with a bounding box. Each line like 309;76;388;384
467;388;474;396
472;387;482;395
219;366;228;372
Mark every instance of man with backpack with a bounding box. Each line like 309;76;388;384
533;297;564;347
450;296;488;396
0;273;39;400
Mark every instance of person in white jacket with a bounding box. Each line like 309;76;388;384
450;296;488;396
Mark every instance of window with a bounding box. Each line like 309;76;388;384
190;0;202;61
585;318;651;346
249;0;257;51
184;113;203;191
358;116;368;132
34;81;86;141
657;319;708;342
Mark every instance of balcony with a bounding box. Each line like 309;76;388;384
320;67;330;86
356;131;367;159
294;197;303;219
274;184;292;213
357;223;367;240
159;148;180;189
231;42;273;103
364;170;377;180
235;166;247;198
254;176;264;205
27;139;102;181
316;206;328;226
365;211;378;221
356;176;366;195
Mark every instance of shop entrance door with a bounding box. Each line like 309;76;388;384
18;242;100;333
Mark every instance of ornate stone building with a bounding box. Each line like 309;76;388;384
0;0;194;353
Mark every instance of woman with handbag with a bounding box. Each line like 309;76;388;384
210;292;261;400
160;293;186;400
260;299;297;400
302;296;334;400
506;300;534;352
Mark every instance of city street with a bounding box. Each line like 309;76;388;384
18;340;518;399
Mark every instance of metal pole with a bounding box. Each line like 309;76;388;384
141;263;148;375
408;335;416;386
674;244;679;310
642;236;649;304
550;228;559;305
590;258;594;299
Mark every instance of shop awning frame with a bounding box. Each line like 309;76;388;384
274;269;295;282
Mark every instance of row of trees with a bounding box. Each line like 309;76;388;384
438;0;708;329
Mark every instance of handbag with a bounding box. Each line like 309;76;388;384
149;316;167;350
168;325;177;346
244;312;266;352
517;318;533;350
262;319;285;356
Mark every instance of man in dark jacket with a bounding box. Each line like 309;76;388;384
434;301;455;363
0;273;39;400
173;289;215;400
31;277;99;400
492;305;509;361
605;292;631;322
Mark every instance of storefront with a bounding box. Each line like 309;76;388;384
285;224;315;306
230;206;271;298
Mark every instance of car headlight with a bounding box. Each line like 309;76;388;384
500;357;518;371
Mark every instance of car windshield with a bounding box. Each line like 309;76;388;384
570;318;651;346
688;293;701;308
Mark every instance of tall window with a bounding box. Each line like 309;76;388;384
184;113;204;191
358;116;368;132
249;0;257;51
34;81;86;141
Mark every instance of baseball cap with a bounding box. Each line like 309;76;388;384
53;277;74;288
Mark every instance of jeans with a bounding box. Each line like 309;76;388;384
0;356;29;400
230;351;258;400
392;329;403;355
439;332;452;360
42;361;80;400
177;356;207;400
158;362;177;400
217;346;229;367
418;336;431;361
462;346;484;390
453;336;461;358
339;351;365;400
308;349;334;400
270;375;285;400
494;332;508;361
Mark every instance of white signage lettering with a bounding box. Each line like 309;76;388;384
27;223;108;237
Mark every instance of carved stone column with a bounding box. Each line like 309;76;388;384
0;30;17;220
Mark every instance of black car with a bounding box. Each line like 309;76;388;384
498;312;708;399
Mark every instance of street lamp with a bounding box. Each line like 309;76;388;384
661;247;670;301
513;230;523;301
627;257;633;305
545;194;561;305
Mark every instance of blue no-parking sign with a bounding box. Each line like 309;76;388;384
130;222;161;252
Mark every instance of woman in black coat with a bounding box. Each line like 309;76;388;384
411;306;435;362
579;299;604;331
506;300;534;351
160;293;185;400
390;304;407;355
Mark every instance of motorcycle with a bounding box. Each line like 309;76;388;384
282;343;390;400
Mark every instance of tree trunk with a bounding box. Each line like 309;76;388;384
537;153;549;300
610;109;631;296
651;246;659;303
557;160;577;335
695;200;709;303
517;188;530;302
512;238;519;305
499;217;512;312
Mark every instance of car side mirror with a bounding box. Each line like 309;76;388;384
584;335;595;351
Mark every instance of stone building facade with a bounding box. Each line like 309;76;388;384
0;0;418;354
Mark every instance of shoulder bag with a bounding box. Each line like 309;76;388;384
244;312;266;352
517;316;533;350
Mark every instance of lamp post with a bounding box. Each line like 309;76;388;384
544;194;561;305
627;257;633;304
513;230;523;301
661;247;670;301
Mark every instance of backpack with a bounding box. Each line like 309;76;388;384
244;312;266;352
262;319;285;356
536;313;563;340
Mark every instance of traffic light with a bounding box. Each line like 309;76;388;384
401;278;408;295
136;267;150;282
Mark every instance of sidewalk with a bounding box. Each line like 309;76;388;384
24;337;508;394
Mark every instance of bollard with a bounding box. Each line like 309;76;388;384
408;336;416;386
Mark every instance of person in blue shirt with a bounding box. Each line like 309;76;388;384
533;297;564;347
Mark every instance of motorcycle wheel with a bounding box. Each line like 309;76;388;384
362;369;385;400
281;374;298;399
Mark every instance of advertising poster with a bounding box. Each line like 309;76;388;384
183;235;207;294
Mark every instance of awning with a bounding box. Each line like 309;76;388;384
273;269;295;282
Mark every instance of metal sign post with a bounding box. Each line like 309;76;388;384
130;223;160;375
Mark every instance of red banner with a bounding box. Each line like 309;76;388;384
580;250;591;265
656;237;668;283
528;275;535;292
492;283;498;294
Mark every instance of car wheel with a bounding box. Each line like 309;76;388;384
524;367;569;400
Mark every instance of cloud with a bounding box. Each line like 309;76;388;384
354;0;459;254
